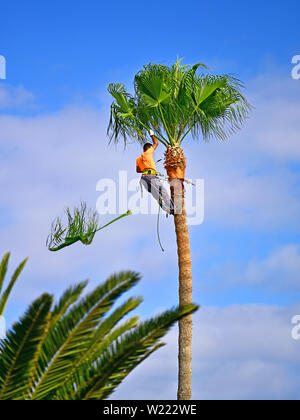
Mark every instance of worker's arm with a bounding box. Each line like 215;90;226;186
136;165;142;173
149;130;158;150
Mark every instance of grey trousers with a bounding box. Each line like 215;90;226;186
141;175;174;214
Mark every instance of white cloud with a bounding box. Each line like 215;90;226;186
198;244;300;294
0;75;300;305
243;245;300;290
0;84;35;109
183;75;300;230
246;76;300;162
0;105;177;311
0;74;300;400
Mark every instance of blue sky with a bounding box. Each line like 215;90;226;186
1;0;300;400
1;0;299;110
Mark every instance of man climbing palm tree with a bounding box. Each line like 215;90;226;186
136;130;175;215
108;60;250;399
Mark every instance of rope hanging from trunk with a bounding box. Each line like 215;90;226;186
156;176;195;253
157;199;165;252
140;173;195;253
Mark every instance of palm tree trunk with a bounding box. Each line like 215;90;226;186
171;179;193;400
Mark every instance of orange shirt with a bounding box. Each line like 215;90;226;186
136;146;156;172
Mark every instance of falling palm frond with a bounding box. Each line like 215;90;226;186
46;202;131;251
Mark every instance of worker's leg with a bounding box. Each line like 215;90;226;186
141;176;174;214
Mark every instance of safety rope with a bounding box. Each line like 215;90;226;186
140;173;195;253
157;174;195;186
157;196;165;252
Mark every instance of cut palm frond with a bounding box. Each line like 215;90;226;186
46;202;131;251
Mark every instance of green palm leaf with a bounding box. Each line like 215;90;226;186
0;258;28;317
0;252;10;295
69;303;198;400
0;253;28;317
52;300;141;400
0;294;52;400
51;281;88;323
31;271;141;399
0;257;199;400
107;59;251;147
107;83;135;114
135;65;170;107
47;201;131;251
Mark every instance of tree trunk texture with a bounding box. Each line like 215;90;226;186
170;179;193;400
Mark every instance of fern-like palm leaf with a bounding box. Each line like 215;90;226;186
47;202;131;251
0;266;199;400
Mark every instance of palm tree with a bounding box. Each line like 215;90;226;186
107;59;251;399
0;253;198;400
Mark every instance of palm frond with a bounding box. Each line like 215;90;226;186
0;261;200;400
135;65;171;107
51;281;88;323
31;271;141;399
98;343;165;400
107;59;251;147
51;297;141;400
0;253;28;317
0;294;52;400
0;257;28;316
107;83;148;146
69;303;199;400
0;252;10;295
47;201;131;251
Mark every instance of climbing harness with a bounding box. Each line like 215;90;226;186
142;168;158;176
139;168;195;252
160;175;196;186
